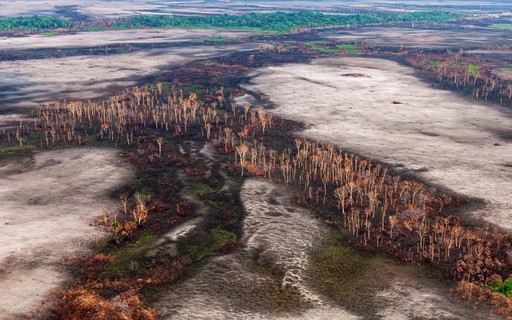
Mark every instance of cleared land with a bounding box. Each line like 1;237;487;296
0;0;510;18
242;57;512;229
0;29;254;51
0;148;133;319
0;41;261;108
320;26;512;49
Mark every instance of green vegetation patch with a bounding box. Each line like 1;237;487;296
305;40;329;46
181;84;206;95
0;11;463;33
488;278;512;297
0;144;37;154
310;47;339;54
0;16;69;31
182;228;237;261
309;228;395;315
467;64;481;75
336;44;360;55
336;44;358;49
187;182;216;197
428;59;439;66
211;228;237;248
308;43;360;55
40;31;58;36
491;24;512;30
114;11;464;33
105;232;156;276
246;262;303;311
205;36;238;42
497;67;512;73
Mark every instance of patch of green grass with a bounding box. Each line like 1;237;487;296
129;176;146;189
40;31;57;36
309;228;393;315
158;81;171;93
305;40;328;46
181;84;206;95
308;43;360;55
187;182;216;197
342;49;359;55
336;44;360;55
181;228;237;261
84;26;108;31
137;186;153;198
105;232;156;276
0;144;36;153
93;239;109;254
336;44;358;50
491;24;512;30
211;228;237;248
184;245;217;261
205;36;238;42
309;46;339;53
207;200;222;209
497;67;512;73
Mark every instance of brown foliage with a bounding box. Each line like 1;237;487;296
143;257;191;286
243;163;264;176
147;201;169;213
451;282;512;316
53;288;157;320
184;166;206;176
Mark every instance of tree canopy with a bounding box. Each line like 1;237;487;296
113;11;463;32
0;16;69;31
0;11;463;33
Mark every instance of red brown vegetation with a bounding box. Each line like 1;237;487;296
2;73;511;316
54;288;158;320
404;49;512;107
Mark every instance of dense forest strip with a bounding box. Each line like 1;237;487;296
111;11;464;33
0;11;463;33
0;16;69;30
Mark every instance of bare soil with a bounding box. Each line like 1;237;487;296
0;0;510;18
0;42;262;108
241;57;512;230
319;26;512;49
0;148;133;319
0;29;254;51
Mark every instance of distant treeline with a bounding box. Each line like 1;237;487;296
0;15;70;31
0;11;463;33
113;11;463;32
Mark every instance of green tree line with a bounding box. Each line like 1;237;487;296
0;11;462;33
114;11;462;32
0;15;69;31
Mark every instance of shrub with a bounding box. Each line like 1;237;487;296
488;277;512;297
